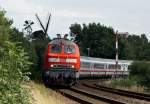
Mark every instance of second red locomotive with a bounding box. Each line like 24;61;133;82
42;34;80;86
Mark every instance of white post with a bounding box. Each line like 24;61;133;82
115;31;119;78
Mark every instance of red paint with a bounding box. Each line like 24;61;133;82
43;39;80;71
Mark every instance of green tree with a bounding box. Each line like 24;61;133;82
70;23;150;61
118;37;127;59
125;34;149;60
70;23;115;59
0;10;12;44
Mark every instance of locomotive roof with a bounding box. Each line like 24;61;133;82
50;38;75;45
80;56;133;65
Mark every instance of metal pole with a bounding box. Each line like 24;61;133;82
115;31;119;78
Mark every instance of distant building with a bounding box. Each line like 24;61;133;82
118;32;129;38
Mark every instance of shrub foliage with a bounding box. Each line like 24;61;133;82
130;61;150;88
0;41;32;104
0;10;32;104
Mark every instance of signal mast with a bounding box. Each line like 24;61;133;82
115;31;119;77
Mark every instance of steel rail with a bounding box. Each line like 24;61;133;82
83;83;150;101
58;89;94;104
69;87;126;104
57;87;126;104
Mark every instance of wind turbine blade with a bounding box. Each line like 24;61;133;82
35;14;46;33
45;13;51;36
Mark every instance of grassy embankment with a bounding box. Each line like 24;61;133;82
102;78;145;93
24;81;78;104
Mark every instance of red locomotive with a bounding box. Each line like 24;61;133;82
42;34;80;86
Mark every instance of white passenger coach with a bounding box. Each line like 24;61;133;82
79;56;133;78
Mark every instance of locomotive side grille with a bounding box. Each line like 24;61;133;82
53;64;72;68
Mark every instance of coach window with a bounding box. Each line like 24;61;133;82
81;62;91;68
51;44;62;53
94;63;104;69
64;45;75;54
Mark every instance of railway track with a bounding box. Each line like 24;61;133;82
58;87;126;104
83;83;150;102
51;79;150;103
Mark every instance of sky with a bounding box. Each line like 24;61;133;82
0;0;150;38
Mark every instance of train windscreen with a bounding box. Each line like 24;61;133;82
51;44;62;53
64;45;75;54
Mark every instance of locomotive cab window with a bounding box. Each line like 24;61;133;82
51;44;62;53
64;45;75;54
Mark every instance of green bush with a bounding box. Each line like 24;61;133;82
9;28;38;80
129;61;150;88
0;9;32;104
0;41;32;104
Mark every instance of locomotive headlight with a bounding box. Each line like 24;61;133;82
48;58;60;62
51;64;54;67
71;65;75;68
66;58;77;63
